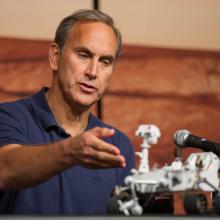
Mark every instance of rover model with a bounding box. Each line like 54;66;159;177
107;125;220;215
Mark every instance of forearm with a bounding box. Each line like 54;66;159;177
0;127;126;190
0;139;71;190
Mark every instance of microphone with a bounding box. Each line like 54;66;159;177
173;129;220;156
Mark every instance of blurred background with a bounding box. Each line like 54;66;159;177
1;0;220;213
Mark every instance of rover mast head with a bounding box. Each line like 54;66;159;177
135;124;161;145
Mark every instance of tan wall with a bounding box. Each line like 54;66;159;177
0;0;220;51
102;0;220;51
0;0;92;40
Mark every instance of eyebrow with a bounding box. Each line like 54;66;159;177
74;46;115;62
74;46;94;56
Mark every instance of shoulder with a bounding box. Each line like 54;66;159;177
0;96;35;137
0;88;47;117
0;97;32;121
0;97;34;146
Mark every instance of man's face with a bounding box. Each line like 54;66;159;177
50;21;117;109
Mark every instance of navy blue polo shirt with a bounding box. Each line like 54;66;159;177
0;88;135;214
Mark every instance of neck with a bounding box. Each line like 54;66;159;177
45;85;90;137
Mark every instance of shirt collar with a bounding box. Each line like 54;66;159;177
29;87;99;133
30;87;58;130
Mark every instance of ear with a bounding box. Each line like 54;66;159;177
49;43;60;71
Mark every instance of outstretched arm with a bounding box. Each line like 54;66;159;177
0;127;126;190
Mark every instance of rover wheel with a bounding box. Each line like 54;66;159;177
106;196;123;215
213;193;220;215
183;194;207;214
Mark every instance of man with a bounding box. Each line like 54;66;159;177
0;9;135;214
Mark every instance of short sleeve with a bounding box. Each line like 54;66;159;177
0;103;27;147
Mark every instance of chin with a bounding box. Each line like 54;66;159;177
75;97;98;108
70;91;100;108
83;99;98;107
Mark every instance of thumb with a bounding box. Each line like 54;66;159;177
91;127;115;138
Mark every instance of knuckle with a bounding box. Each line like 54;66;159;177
82;147;90;157
95;152;102;160
83;157;90;164
80;134;90;146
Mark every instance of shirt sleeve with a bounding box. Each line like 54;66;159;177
0;103;27;147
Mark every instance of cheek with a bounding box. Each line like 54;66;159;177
99;72;112;89
59;53;84;74
59;63;82;84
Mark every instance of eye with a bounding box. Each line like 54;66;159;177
78;52;89;60
100;58;112;67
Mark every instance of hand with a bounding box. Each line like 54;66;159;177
67;127;126;169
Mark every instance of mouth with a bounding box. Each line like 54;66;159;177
78;82;97;93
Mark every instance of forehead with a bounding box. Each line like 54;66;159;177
65;21;117;55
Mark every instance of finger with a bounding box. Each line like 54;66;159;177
84;154;126;169
91;127;115;139
89;149;126;168
90;136;120;155
90;127;120;155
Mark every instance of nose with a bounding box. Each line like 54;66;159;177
85;59;98;79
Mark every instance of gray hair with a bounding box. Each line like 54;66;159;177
54;9;122;61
